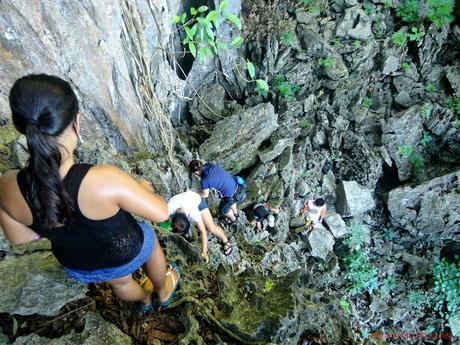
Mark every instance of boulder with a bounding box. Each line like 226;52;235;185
199;103;278;172
387;170;460;239
0;251;87;316
336;181;376;216
13;312;133;344
258;138;294;163
335;7;373;41
445;65;460;96
324;212;349;239
308;224;335;260
261;242;301;276
382;106;424;181
190;84;227;123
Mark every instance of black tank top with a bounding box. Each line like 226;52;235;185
16;164;144;270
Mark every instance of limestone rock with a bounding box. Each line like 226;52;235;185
336;181;376;216
445;65;460;96
0;251;87;316
199;103;278;172
336;7;373;41
258;138;294;163
387;170;460;239
382;107;424;181
308;224;335;260
261;242;301;276
190;84;227;123
324;212;349;239
13;312;133;344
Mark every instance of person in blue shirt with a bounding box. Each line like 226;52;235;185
189;160;245;224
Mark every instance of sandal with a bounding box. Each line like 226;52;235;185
138;300;154;314
158;263;182;311
221;240;233;256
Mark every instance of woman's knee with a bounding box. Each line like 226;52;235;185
107;275;133;289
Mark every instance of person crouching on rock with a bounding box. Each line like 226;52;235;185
0;74;181;314
168;190;233;262
251;202;280;231
188;160;246;225
302;197;327;228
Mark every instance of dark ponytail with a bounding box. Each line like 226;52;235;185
9;74;78;228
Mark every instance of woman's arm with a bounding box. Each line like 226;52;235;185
196;219;209;263
0;207;39;245
89;165;169;223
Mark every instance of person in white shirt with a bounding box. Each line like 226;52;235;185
302;197;327;226
168;191;232;262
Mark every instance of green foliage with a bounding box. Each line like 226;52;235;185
432;257;460;333
344;223;368;249
172;1;243;60
402;62;410;72
453;120;460;129
407;290;430;312
426;0;455;27
425;83;437;92
382;227;396;242
408;27;423;41
380;276;397;298
246;60;255;79
340;299;351;314
233;162;242;174
446;96;460;114
396;0;420;23
345;250;379;294
299;118;310;129
279;30;295;46
158;220;172;233
363;2;377;15
318;57;333;68
421;130;432;147
255;79;269;96
361;97;373;108
421;103;432;120
409;153;425;177
272;74;300;101
297;0;328;13
383;0;393;8
263;279;275;292
392;30;407;46
398;145;413;156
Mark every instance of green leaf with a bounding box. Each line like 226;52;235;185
216;41;228;51
190;7;197;15
190;24;198;37
204;46;214;57
198;5;209;12
172;15;181;24
206;10;219;23
12;316;18;337
206;24;215;41
181;13;187;24
246;60;255;79
224;12;242;30
185;26;194;39
230;36;244;48
219;0;228;13
256;79;269;92
188;42;196;57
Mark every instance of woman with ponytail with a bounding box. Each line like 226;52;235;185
0;74;181;313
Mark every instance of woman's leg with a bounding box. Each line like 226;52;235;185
107;274;151;306
143;237;179;303
201;208;228;242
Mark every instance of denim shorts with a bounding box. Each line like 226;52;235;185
62;222;156;283
198;198;208;211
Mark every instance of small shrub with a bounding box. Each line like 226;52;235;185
421;130;432;146
279;30;295;46
344;223;369;249
446;96;460;114
421;103;433;120
363;2;377;15
361;97;373;108
425;83;437;92
318;57;333;68
408;27;423;41
340;299;351;314
409;153;425;176
426;0;455;27
345;250;379;294
392;30;407;46
407;290;430;312
172;1;243;60
380;276;397;298
272;74;299;101
382;227;396;242
396;0;420;23
402;62;410;72
263;279;275;292
398;145;413;156
383;0;393;8
432;257;460;335
299;118;310;129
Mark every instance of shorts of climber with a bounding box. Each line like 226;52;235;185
189;160;246;225
251;202;280;231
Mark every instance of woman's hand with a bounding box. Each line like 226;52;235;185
201;251;209;263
